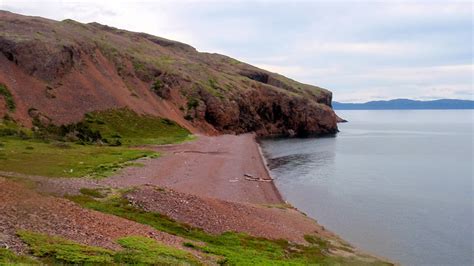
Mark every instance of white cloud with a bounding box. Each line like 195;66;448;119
338;64;473;83
298;41;417;55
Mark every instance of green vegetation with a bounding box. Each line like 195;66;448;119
150;78;170;99
16;230;200;265
115;236;201;265
0;118;30;138
0;83;15;112
18;230;115;264
33;118;105;145
132;60;146;72
31;108;191;146
83;108;192;145
79;187;107;198
187;97;199;109
151;79;164;94
0;137;155;178
70;193;389;265
261;203;294;210
202;78;224;98
0;248;39;265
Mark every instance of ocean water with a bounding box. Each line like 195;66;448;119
260;110;473;266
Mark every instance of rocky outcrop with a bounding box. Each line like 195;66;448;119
0;10;338;136
197;84;337;136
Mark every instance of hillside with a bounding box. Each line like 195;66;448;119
0;10;338;137
333;99;474;110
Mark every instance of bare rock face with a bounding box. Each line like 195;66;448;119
197;84;337;136
0;10;338;136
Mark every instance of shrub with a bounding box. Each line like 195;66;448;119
0;83;15;112
187;97;199;109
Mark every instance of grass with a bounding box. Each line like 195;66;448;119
0;248;39;265
70;193;391;265
0;137;156;178
262;203;294;210
187;97;199;109
115;236;201;265
84;108;193;145
0;83;15;112
79;187;107;198
201;78;224;98
16;230;200;265
17;230;115;264
0;118;30;138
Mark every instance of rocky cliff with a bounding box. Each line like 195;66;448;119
0;11;338;136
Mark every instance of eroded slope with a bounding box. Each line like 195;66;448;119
0;11;337;136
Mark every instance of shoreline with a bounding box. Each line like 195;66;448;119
254;134;285;203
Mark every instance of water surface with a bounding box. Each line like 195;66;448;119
261;110;473;266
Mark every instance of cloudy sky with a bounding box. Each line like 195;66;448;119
2;0;472;102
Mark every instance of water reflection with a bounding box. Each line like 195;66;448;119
266;139;336;181
267;153;313;170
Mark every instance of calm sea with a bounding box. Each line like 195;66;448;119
261;110;473;266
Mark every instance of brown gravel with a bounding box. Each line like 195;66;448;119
0;177;185;253
125;186;334;244
104;133;284;204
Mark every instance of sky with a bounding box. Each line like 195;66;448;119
1;0;472;102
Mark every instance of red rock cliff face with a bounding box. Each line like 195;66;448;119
0;11;337;136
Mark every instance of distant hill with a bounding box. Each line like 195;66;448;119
333;99;474;110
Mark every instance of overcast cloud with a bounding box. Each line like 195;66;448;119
1;0;472;102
